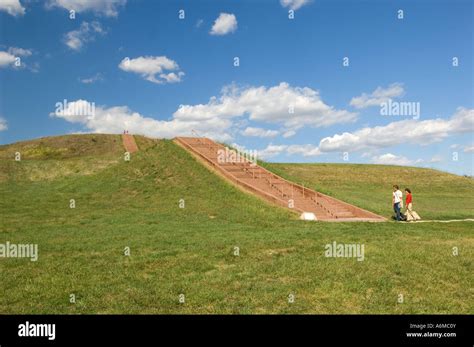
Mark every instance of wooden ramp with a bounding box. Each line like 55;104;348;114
122;134;138;153
175;137;385;222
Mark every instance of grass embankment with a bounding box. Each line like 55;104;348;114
0;135;472;314
262;162;474;220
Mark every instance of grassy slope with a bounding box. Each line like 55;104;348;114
262;162;474;220
0;135;472;314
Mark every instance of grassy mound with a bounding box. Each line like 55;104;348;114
0;134;156;182
0;135;472;314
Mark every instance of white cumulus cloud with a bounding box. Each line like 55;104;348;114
429;155;442;163
241;127;279;138
64;21;106;51
464;145;474;153
118;56;184;84
0;51;17;68
174;82;357;134
371;153;418;166
258;144;288;159
280;0;311;10
47;0;126;17
286;144;321;157
0;118;7;131
350;83;405;109
0;47;32;69
317;107;474;153
7;47;32;57
210;13;237;36
48;82;361;143
0;0;25;16
79;73;103;84
50;99;233;141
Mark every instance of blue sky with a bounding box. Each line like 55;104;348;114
0;0;473;175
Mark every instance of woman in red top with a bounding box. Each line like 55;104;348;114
404;188;421;221
405;189;412;205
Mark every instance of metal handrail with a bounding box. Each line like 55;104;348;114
184;136;354;219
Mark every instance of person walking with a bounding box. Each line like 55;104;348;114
404;188;421;221
392;185;403;221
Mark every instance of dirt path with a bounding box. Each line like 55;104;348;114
406;219;474;223
122;134;138;153
175;136;386;222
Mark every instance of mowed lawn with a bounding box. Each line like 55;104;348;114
0;135;472;314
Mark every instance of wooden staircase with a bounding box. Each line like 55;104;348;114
175;137;385;222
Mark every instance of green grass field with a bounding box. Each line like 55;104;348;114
0;135;472;314
261;162;474;220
